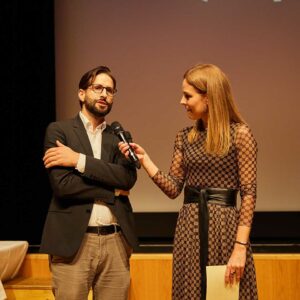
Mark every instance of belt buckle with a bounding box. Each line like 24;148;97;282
113;224;118;233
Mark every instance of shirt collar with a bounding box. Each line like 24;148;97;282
79;111;106;132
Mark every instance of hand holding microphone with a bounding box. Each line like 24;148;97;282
111;121;141;169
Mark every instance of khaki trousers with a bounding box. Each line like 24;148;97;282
50;232;131;300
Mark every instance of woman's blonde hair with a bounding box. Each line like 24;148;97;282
184;64;245;156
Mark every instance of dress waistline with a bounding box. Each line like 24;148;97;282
183;186;237;300
184;186;237;206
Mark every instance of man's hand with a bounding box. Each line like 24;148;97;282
43;140;79;168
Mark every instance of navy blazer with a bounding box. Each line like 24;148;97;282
40;114;138;257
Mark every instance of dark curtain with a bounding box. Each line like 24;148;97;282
0;1;55;247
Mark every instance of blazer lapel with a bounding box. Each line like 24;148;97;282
72;114;94;155
101;127;114;162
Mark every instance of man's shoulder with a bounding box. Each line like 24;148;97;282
47;115;79;130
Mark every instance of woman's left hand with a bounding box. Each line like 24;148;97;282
225;243;247;285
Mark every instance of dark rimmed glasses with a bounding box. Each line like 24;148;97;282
89;84;117;97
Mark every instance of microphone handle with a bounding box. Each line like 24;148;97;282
118;132;141;169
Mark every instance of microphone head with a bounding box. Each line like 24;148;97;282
111;121;124;134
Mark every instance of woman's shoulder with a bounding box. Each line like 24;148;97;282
232;122;253;135
176;126;193;137
232;122;257;145
172;126;193;145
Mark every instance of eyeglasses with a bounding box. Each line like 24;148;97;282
89;84;117;97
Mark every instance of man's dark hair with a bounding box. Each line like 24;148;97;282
79;65;117;90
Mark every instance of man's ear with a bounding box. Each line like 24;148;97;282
78;89;85;104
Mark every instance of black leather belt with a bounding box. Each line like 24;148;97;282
86;225;121;235
184;186;237;300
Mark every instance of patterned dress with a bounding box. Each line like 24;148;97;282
152;123;258;300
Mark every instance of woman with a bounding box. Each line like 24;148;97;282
119;64;258;299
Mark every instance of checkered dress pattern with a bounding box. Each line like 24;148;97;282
152;123;258;300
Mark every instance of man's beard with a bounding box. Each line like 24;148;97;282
85;99;113;117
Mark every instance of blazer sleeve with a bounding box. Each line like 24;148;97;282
84;152;136;190
44;121;137;201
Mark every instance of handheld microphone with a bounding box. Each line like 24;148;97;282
111;121;141;169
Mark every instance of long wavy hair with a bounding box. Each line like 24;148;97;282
184;64;245;156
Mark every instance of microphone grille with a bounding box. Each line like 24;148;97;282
111;121;123;134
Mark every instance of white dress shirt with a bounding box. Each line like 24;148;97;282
76;112;118;226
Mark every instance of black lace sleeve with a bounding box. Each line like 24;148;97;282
236;124;258;227
151;130;186;199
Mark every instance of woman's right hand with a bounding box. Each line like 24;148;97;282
118;142;146;163
119;142;159;177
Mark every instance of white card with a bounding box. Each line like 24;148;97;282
206;265;239;300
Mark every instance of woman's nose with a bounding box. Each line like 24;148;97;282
180;97;186;105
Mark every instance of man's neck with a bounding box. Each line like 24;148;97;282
81;109;105;130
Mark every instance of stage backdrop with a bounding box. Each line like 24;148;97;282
55;0;300;212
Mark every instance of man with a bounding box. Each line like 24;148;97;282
40;66;138;300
